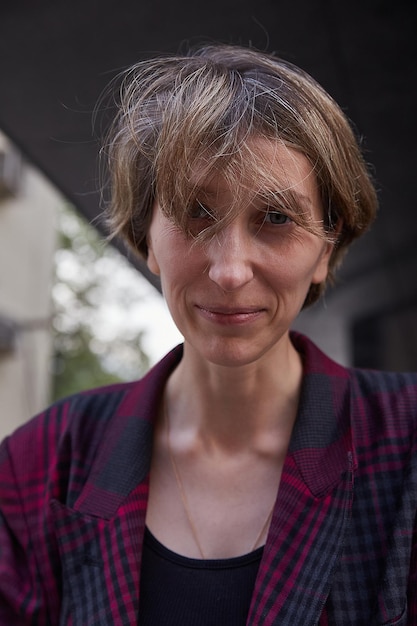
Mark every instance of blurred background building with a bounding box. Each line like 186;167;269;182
0;132;57;440
0;131;181;439
0;0;416;438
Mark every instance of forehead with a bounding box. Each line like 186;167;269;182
191;137;319;206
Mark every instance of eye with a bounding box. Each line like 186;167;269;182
263;210;291;225
188;201;213;220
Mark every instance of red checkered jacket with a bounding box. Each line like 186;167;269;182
1;333;416;625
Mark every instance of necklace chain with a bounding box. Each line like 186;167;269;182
165;402;275;560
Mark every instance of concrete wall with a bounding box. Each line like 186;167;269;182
0;132;58;441
294;243;417;372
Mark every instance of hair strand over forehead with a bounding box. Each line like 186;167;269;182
102;44;378;306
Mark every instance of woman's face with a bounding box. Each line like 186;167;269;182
147;139;334;368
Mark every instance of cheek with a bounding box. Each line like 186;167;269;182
267;240;331;294
147;226;199;283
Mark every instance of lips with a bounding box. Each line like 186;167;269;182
195;305;266;325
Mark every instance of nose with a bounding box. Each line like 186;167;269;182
207;224;254;291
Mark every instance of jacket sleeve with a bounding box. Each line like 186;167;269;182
0;437;49;625
408;435;417;624
409;535;417;625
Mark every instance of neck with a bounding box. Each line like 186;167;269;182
166;333;303;454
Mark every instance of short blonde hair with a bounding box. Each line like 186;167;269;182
103;44;377;306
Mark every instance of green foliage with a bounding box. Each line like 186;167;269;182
53;327;123;399
51;205;150;402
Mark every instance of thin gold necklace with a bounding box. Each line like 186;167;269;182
165;402;275;560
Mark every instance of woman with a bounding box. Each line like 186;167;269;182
0;45;416;625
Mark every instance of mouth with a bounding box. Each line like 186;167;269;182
195;305;266;325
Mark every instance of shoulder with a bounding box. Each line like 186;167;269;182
0;345;183;491
292;331;417;439
0;382;135;510
348;367;417;447
350;365;417;398
1;381;136;466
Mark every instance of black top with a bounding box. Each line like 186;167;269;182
138;527;263;625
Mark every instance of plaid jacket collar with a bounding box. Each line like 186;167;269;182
52;333;355;625
247;332;355;624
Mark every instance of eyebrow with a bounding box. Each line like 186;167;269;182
193;182;317;221
264;190;314;209
195;184;313;203
193;183;224;197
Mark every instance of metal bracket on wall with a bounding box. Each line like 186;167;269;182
0;144;22;199
0;314;17;352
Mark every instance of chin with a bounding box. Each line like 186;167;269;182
192;336;283;369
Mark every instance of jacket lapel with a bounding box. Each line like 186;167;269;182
50;486;147;625
49;347;183;625
248;334;356;625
